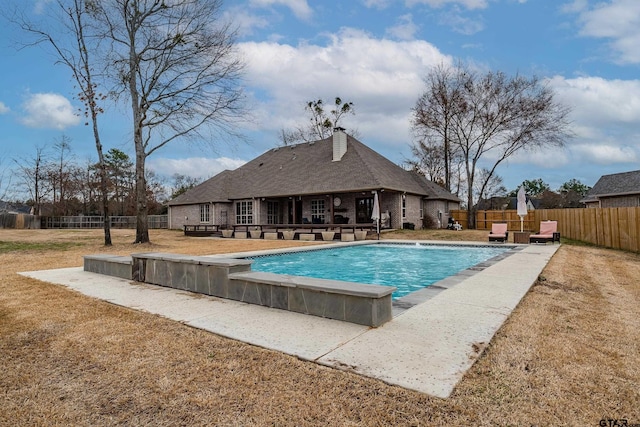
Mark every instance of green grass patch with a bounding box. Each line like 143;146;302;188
0;241;83;253
559;237;599;248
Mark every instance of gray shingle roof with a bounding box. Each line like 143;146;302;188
168;134;459;205
584;169;640;199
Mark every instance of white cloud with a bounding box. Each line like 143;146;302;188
405;0;488;10
386;14;420;40
560;0;588;14
0;101;9;114
571;144;638;165
33;0;53;15
147;157;246;180
438;7;485;35
570;0;640;64
238;28;452;148
362;0;392;9
20;93;80;130
249;0;313;20
509;146;570;169
548;75;640;125
542;74;640;167
235;26;640;180
223;7;271;37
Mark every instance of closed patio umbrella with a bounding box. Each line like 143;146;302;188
371;191;380;239
517;186;528;232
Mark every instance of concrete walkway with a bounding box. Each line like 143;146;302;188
20;243;559;398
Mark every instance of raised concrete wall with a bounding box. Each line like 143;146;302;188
83;252;395;327
84;254;133;279
229;271;394;327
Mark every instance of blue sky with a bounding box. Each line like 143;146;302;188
1;0;640;199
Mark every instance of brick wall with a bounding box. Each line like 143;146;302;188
169;203;233;229
169;205;201;229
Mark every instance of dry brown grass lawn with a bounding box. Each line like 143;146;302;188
1;228;639;426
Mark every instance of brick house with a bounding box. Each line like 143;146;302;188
581;170;640;208
167;129;460;230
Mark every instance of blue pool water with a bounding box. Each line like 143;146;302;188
246;243;511;300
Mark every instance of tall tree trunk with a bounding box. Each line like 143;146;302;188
134;149;149;243
466;163;476;229
93;121;112;246
128;23;150;244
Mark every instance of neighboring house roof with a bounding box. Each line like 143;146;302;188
582;169;640;203
0;201;31;214
169;133;459;206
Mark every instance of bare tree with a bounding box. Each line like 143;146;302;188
46;135;76;215
411;63;466;192
475;168;507;203
279;97;355;145
406;137;447;188
14;146;50;215
14;0;113;244
412;63;572;228
0;154;13;203
170;173;201;199
79;157;100;215
94;0;245;243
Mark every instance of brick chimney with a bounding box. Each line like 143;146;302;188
332;127;347;161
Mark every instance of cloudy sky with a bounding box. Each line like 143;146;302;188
1;0;639;194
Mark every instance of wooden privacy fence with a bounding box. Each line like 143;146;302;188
449;209;536;232
0;213;40;229
450;207;640;252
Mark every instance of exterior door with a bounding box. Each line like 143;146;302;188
356;197;374;223
288;200;302;224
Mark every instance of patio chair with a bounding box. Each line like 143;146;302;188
488;223;508;243
529;220;560;244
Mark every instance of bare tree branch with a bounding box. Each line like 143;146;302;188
91;0;247;243
412;63;572;227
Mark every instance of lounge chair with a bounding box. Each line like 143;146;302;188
488;223;508;243
529;220;560;244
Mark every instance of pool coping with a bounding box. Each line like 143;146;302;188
208;239;525;316
19;240;560;399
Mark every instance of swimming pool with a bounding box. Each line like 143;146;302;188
246;243;513;300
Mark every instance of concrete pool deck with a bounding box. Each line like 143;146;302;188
20;241;559;399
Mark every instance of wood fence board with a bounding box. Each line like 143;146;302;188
594;209;604;247
603;209;613;248
631;208;640;252
585;208;596;244
617;209;625;250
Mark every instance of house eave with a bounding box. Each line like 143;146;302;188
581;191;640;203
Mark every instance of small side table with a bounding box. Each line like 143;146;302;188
513;231;531;244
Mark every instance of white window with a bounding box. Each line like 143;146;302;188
311;199;325;223
200;204;210;223
420;201;424;219
236;201;253;224
402;196;406;219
